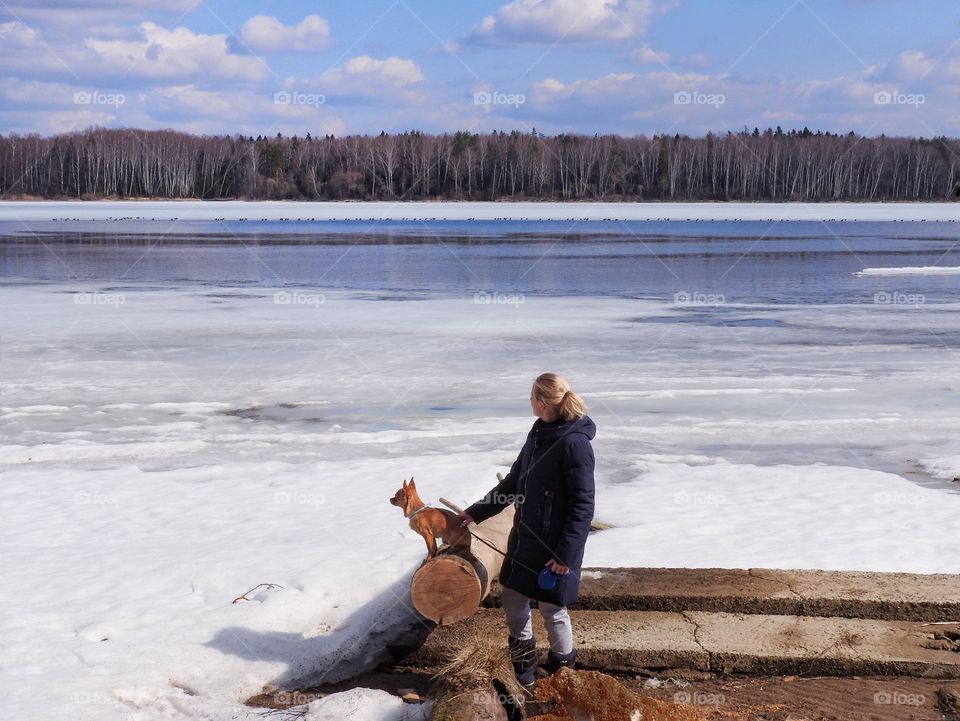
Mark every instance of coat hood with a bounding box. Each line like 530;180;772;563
534;414;597;442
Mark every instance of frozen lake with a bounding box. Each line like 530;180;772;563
2;209;960;720
4;217;960;303
4;216;960;475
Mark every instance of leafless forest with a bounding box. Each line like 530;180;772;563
3;126;960;201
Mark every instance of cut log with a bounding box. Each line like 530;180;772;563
410;554;485;626
410;481;515;626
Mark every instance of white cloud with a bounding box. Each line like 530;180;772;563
471;0;670;44
538;77;568;92
316;55;425;98
151;85;238;117
532;70;661;105
238;15;332;53
0;0;200;35
0;20;40;48
0;21;90;75
528;62;956;136
0;79;348;136
871;48;960;88
342;56;424;85
883;50;937;81
146;84;344;132
84;22;267;81
269;55;425;109
0;106;117;134
0;76;92;111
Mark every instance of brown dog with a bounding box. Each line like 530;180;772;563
389;477;470;559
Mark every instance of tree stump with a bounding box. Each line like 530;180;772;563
428;630;523;721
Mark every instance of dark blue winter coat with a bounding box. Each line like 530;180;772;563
466;415;596;607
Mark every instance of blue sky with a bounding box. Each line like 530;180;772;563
1;0;958;137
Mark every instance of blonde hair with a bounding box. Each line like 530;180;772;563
532;373;587;422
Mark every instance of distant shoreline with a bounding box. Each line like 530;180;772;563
2;200;960;223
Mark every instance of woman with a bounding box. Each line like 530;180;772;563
459;373;596;689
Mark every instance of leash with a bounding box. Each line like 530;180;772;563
439;494;571;579
438;495;508;556
465;527;508;557
463;519;566;581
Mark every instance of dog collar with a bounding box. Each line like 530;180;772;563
406;504;431;519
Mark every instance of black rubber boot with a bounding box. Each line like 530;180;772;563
545;648;577;674
507;635;537;689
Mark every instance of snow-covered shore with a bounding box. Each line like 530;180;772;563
3;199;960;222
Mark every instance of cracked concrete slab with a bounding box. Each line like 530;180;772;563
408;569;960;679
686;610;960;677
406;608;709;672
405;608;960;678
505;568;960;621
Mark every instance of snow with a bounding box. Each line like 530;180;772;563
303;689;430;720
3;199;960;222
856;266;960;276
2;283;959;721
589;458;955;570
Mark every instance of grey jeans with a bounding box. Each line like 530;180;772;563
501;586;574;654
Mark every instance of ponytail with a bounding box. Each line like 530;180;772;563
533;373;587;421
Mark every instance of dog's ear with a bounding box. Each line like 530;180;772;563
409;476;416;488
402;478;408;489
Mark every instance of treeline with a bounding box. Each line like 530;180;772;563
2;126;960;201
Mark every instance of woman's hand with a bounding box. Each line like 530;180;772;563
545;559;569;575
456;512;474;529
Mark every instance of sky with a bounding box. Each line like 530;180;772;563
0;0;958;138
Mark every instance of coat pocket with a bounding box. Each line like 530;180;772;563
541;489;554;534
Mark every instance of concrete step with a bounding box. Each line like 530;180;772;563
484;568;960;622
407;608;960;678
